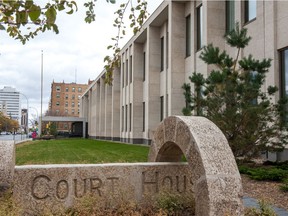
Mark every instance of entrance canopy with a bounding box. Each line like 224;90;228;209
41;116;86;138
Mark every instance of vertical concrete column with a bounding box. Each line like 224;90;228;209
264;1;277;100
100;77;105;138
96;80;100;138
112;67;121;141
168;2;186;116
105;82;112;139
88;89;92;136
133;42;145;141
147;26;161;140
90;85;97;137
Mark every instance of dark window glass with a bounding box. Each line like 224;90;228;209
129;103;132;132
122;62;125;88
160;96;164;121
186;14;191;57
197;4;203;50
125;105;128;132
130;56;132;83
161;37;164;71
143;52;146;81
226;0;235;33
126;59;128;86
122;106;124;132
142;102;145;131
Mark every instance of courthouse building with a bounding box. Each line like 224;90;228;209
81;0;288;145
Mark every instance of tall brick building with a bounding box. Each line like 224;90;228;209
48;80;91;132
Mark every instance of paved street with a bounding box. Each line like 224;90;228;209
0;134;29;141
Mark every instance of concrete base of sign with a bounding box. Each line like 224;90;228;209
0;141;15;195
13;163;193;215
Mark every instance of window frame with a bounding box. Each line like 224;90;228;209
160;37;164;71
186;14;191;57
244;0;256;23
226;0;235;33
196;4;203;51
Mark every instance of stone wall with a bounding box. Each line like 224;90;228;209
13;163;192;215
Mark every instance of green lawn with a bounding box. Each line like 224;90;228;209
16;138;149;165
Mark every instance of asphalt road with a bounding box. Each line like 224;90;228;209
0;134;29;141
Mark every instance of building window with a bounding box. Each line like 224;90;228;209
78;109;80;114
78;87;82;92
72;109;75;114
160;96;164;121
125;104;128;132
56;101;60;106
78;95;81;99
244;0;256;23
72;87;75;92
166;31;169;69
72;94;75;100
56;93;60;98
78;102;80;107
129;103;132;132
122;62;125;88
122;106;124;132
56;86;61;91
130;55;133;83
65;94;68;100
143;52;146;81
126;59;129;86
56;110;59;114
226;0;235;33
65;102;68;107
281;48;288;97
65;109;68;114
186;14;191;57
160;37;164;71
65;87;69;92
64;123;68;129
142;102;145;132
72;102;75;107
196;4;203;50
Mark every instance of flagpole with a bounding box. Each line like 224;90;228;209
39;50;43;136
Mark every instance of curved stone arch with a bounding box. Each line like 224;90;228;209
148;116;243;216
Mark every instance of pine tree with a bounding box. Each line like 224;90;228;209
182;23;288;160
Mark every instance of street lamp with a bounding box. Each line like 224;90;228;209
29;106;39;130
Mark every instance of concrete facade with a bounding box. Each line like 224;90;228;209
0;86;20;122
81;0;288;145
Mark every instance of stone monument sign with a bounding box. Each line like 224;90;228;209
0;116;243;215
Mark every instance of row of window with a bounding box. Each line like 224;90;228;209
121;95;167;132
121;1;257;87
56;94;81;100
186;0;257;57
55;101;80;107
56;86;83;93
54;109;80;115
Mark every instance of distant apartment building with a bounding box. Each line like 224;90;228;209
0;86;20;122
81;0;288;148
48;81;90;132
21;108;28;133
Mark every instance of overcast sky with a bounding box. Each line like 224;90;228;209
0;0;162;120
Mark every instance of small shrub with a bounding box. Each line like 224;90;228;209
279;179;288;192
240;166;288;181
0;190;21;216
244;199;277;216
155;191;195;215
248;168;288;181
